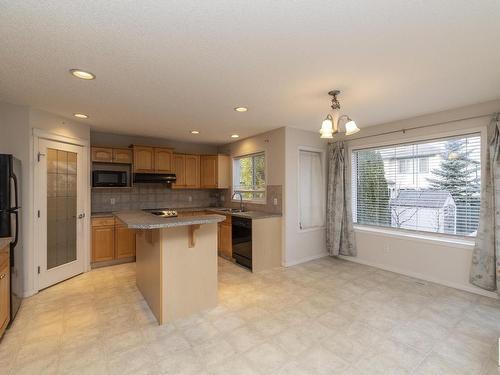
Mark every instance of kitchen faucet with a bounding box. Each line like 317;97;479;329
231;191;244;212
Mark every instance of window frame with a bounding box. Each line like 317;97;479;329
232;151;267;204
348;129;486;241
297;146;326;233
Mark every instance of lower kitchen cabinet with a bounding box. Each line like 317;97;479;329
0;242;10;338
92;217;136;265
115;224;136;258
91;224;115;262
218;214;232;259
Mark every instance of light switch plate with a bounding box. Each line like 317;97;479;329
273;198;278;206
110;198;116;205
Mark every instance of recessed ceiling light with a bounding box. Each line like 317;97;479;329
231;134;240;139
190;130;200;134
234;107;248;112
73;113;89;119
69;69;96;80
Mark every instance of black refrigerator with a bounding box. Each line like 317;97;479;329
0;154;23;322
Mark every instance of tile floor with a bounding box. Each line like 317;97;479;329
1;257;499;374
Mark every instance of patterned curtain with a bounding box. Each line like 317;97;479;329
326;141;356;256
470;115;500;294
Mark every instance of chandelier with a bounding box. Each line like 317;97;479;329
320;90;360;138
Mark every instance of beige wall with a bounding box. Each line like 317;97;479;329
344;98;500;298
284;127;328;266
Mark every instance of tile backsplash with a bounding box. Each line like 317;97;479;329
219;185;282;214
92;184;220;213
92;184;283;215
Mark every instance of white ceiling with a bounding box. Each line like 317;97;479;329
1;1;499;144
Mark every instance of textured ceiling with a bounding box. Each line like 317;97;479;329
1;1;499;144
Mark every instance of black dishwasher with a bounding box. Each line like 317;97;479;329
232;217;252;270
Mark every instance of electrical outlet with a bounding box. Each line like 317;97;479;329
273;197;278;206
110;198;116;205
384;244;390;253
188;196;193;202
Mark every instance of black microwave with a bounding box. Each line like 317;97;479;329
92;170;128;187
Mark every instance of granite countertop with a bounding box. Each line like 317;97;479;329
114;210;225;229
91;212;114;218
206;208;282;220
0;237;12;251
92;207;282;220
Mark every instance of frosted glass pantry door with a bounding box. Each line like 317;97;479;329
38;139;85;289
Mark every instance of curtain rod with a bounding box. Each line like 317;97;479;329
328;113;497;144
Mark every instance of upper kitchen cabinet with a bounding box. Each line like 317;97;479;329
112;148;133;164
171;154;186;188
154;148;173;172
172;154;200;189
133;146;155;172
91;147;113;162
132;145;173;173
92;147;133;164
200;154;229;189
185;154;200;188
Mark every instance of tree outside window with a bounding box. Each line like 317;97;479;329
233;152;266;202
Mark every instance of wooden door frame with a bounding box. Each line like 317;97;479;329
32;129;90;293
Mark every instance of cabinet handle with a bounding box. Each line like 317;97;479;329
0;274;5;280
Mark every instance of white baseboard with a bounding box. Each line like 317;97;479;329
339;255;499;300
284;251;329;267
22;289;37;298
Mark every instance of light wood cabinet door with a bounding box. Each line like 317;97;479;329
155;148;173;172
115;225;136;259
92;147;113;162
171;154;186;188
92;225;115;262
113;148;133;164
200;155;218;188
133;146;155;172
219;223;232;258
185;154;200;189
0;250;10;336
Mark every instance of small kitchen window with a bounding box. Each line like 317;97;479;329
232;152;266;203
298;149;325;230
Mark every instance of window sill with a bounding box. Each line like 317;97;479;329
298;226;326;233
231;199;267;205
353;225;475;249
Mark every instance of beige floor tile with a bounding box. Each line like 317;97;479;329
244;341;289;373
157;348;204;374
2;258;498;375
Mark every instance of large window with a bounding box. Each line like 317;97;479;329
232;152;266;202
352;134;481;237
299;149;325;230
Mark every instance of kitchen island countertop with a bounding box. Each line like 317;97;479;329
114;210;225;229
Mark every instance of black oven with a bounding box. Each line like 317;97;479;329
232;217;252;270
92;170;128;187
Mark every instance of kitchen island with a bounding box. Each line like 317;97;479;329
114;210;225;325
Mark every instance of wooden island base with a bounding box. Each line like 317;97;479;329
135;223;218;324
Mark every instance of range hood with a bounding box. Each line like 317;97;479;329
133;173;176;184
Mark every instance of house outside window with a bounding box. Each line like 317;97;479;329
232;152;266;203
398;159;412;174
351;134;481;237
418;157;429;173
